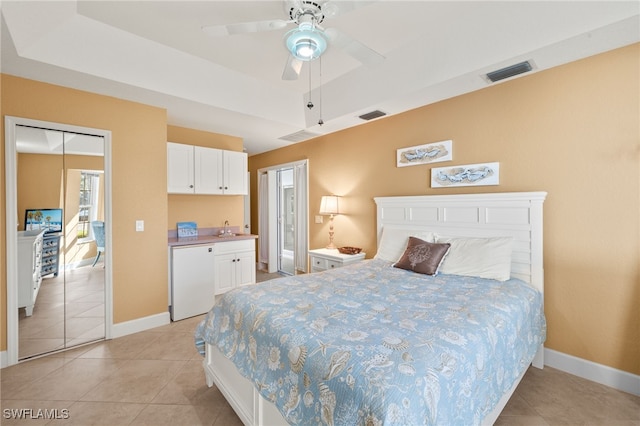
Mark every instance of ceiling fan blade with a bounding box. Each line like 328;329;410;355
202;19;291;37
322;0;379;18
324;27;385;67
282;55;303;80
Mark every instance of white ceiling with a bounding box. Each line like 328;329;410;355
1;1;638;155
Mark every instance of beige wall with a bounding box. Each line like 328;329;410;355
167;126;245;230
249;44;639;375
1;74;169;344
1;45;637;375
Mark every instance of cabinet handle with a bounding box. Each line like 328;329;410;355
189;184;194;188
219;186;223;189
225;186;228;190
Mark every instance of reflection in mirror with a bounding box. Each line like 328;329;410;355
16;125;106;359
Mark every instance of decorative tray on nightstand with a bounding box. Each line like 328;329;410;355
338;246;362;255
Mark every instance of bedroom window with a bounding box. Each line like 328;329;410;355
77;171;101;241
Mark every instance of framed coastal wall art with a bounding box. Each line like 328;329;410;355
431;162;500;188
397;139;452;167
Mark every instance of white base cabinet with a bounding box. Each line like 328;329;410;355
170;239;256;321
18;230;45;316
213;240;256;294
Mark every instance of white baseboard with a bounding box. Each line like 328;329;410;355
111;311;170;339
0;350;7;369
544;348;640;396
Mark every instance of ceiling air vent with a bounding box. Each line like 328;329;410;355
279;130;319;143
485;60;533;83
359;110;386;121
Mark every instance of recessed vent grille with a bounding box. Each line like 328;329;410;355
279;130;319;143
359;110;386;121
485;61;533;83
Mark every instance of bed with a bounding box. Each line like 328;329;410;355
195;191;547;425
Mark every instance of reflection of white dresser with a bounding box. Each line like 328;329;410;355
18;230;45;316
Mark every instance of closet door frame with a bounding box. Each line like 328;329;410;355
4;116;113;367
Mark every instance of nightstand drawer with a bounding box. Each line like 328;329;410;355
327;260;341;269
311;257;328;270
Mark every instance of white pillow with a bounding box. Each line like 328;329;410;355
375;227;436;262
436;236;514;281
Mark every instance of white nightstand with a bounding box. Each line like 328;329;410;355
308;248;366;273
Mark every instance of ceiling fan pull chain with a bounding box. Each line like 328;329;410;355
307;63;314;109
318;56;324;126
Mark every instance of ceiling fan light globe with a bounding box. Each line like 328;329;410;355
296;42;317;59
285;28;327;61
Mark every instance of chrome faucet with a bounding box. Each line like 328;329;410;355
223;220;229;236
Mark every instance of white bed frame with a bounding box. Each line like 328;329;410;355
203;191;547;426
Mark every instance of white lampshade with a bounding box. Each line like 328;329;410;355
319;195;339;215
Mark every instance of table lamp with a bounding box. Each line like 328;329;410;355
319;195;339;249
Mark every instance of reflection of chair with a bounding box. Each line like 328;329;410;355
91;221;105;267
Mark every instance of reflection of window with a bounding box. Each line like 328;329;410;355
78;172;100;240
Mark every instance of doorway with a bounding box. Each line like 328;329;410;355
5;116;112;366
257;160;308;275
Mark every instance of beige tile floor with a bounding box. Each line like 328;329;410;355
19;261;106;360
2;270;638;425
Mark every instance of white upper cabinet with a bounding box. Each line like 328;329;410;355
222;150;248;195
167;142;195;193
168;142;247;195
194;146;223;194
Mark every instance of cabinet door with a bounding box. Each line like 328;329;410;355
213;253;236;295
167;142;194;194
236;250;256;288
223;151;248;195
171;245;216;320
194;146;223;194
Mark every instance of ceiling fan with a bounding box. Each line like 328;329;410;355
202;0;385;80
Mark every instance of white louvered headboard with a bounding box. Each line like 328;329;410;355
374;192;547;293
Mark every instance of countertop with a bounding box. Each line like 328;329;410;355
168;226;257;247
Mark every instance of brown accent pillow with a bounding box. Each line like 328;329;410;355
393;237;451;275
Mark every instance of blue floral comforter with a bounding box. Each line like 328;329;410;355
195;259;546;425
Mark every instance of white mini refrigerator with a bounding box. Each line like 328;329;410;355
170;244;216;321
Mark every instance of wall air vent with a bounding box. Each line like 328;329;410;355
279;130;320;143
485;60;533;83
359;110;386;121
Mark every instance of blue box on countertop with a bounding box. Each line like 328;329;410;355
177;222;198;239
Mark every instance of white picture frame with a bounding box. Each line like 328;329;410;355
397;140;452;167
431;162;500;187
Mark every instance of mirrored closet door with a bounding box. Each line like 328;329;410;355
15;125;106;360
